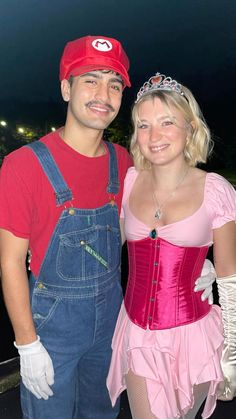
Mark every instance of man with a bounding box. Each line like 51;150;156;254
0;35;214;419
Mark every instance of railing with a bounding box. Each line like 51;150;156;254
0;357;20;394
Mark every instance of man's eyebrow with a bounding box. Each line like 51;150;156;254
80;72;124;85
79;72;100;79
109;77;124;85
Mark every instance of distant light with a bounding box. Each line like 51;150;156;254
18;127;25;134
51;127;56;132
0;120;7;127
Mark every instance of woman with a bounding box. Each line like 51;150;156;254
107;73;236;418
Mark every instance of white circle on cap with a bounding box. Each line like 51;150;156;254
92;38;113;52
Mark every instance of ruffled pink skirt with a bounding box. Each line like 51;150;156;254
107;304;224;419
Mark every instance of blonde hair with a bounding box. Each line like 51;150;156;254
130;87;213;170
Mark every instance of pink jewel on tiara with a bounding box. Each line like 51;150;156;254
136;72;185;103
150;75;162;84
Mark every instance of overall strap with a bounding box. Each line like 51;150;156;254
105;141;120;195
26;141;73;206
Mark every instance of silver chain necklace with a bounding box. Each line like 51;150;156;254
152;167;189;220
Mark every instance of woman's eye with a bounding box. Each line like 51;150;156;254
162;120;174;126
137;124;148;129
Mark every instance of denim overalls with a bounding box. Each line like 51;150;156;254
21;141;123;419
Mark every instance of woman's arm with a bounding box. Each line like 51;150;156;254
119;218;126;246
213;221;236;277
213;221;236;401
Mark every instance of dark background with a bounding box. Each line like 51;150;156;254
0;0;236;167
0;1;236;417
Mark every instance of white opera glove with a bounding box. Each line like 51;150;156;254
14;335;54;400
216;274;236;401
194;259;216;304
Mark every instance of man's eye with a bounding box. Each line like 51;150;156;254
111;84;121;92
85;80;97;85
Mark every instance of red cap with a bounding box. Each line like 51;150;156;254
59;35;131;87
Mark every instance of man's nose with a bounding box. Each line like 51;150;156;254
94;82;110;102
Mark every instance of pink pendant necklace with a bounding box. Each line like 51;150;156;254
152;167;189;221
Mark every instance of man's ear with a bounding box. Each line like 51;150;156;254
61;79;71;102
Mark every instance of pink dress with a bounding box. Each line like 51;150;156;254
107;168;236;419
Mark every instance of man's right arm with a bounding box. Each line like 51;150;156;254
0;228;54;400
0;228;37;344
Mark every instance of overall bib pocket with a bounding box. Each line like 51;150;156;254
57;224;121;281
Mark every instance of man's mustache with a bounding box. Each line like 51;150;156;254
86;101;115;112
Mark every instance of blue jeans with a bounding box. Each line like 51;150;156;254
21;141;122;419
21;278;122;419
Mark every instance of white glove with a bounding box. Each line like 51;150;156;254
14;335;54;400
216;275;236;401
194;259;216;304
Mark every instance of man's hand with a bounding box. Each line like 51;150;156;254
194;259;216;304
14;336;54;400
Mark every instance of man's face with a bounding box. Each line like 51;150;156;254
61;70;123;132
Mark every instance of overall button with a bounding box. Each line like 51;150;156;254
69;208;75;215
37;282;45;290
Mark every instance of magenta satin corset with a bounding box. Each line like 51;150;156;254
124;236;211;330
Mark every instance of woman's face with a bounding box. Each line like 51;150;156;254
136;96;190;167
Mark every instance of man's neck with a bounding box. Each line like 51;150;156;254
60;125;106;157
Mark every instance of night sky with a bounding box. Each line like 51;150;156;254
0;0;236;152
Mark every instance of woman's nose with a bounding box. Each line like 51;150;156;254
150;125;162;142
